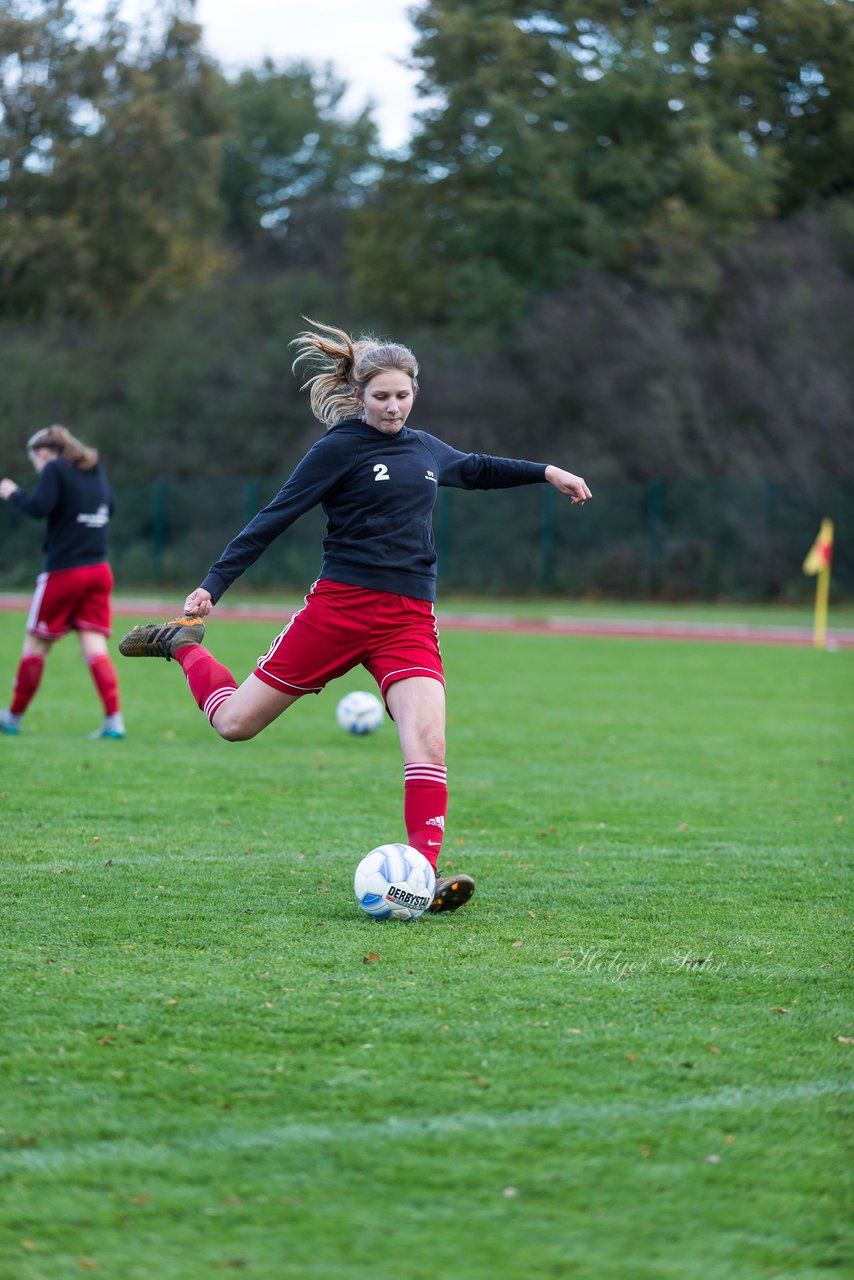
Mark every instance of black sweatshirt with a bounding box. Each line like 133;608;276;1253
201;420;548;604
10;457;115;571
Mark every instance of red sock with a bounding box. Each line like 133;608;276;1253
87;654;121;716
404;763;448;869
10;654;45;716
175;644;238;723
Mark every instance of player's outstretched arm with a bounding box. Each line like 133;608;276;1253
183;587;213;617
545;465;591;504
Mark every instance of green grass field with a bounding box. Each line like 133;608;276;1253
1;607;852;1280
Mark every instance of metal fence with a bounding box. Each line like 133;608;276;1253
1;479;852;602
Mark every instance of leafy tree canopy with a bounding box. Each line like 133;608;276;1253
0;0;227;317
0;1;382;317
219;59;380;256
349;0;854;330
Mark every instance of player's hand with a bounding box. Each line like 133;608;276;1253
183;587;213;618
0;478;19;500
545;466;592;504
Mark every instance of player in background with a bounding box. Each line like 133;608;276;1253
119;319;591;911
0;425;125;739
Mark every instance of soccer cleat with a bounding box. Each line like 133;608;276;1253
0;708;21;735
428;873;476;913
118;616;205;661
88;715;126;740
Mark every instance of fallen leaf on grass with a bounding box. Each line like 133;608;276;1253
836;1035;854;1045
706;1045;722;1054
771;1007;789;1015
78;1260;97;1271
362;952;381;964
511;940;523;949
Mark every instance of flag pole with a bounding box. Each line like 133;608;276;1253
802;518;834;651
813;560;830;650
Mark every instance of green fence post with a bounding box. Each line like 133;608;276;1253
152;478;166;585
647;478;663;596
541;483;556;594
763;479;776;598
245;479;259;525
436;488;452;582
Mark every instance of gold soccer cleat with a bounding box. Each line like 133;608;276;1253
118;616;205;661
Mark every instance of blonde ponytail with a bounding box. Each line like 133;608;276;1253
291;317;419;428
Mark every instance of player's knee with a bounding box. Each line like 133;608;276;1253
212;709;258;742
420;728;445;763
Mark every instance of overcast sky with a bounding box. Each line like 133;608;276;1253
75;1;426;150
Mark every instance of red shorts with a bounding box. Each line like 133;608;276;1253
254;579;444;702
27;563;114;640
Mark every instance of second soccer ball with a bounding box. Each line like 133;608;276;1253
336;690;384;735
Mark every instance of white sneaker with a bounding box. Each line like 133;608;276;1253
89;713;125;740
0;708;21;735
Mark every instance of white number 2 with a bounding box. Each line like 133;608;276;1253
373;464;390;482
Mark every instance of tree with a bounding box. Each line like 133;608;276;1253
349;0;854;331
218;59;380;267
0;0;227;318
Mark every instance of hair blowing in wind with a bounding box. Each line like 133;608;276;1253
290;318;419;427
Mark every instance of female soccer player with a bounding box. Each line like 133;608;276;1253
0;425;125;739
119;320;591;910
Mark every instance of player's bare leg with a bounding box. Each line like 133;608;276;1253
209;673;299;741
119;616;300;739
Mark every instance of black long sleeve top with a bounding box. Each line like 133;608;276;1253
9;458;115;571
200;420;547;603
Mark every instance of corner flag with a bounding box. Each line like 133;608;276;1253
803;519;834;649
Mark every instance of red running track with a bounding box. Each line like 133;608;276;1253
2;594;852;648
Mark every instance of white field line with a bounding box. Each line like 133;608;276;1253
3;1079;851;1175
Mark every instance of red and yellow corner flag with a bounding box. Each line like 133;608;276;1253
802;518;834;576
803;518;834;649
